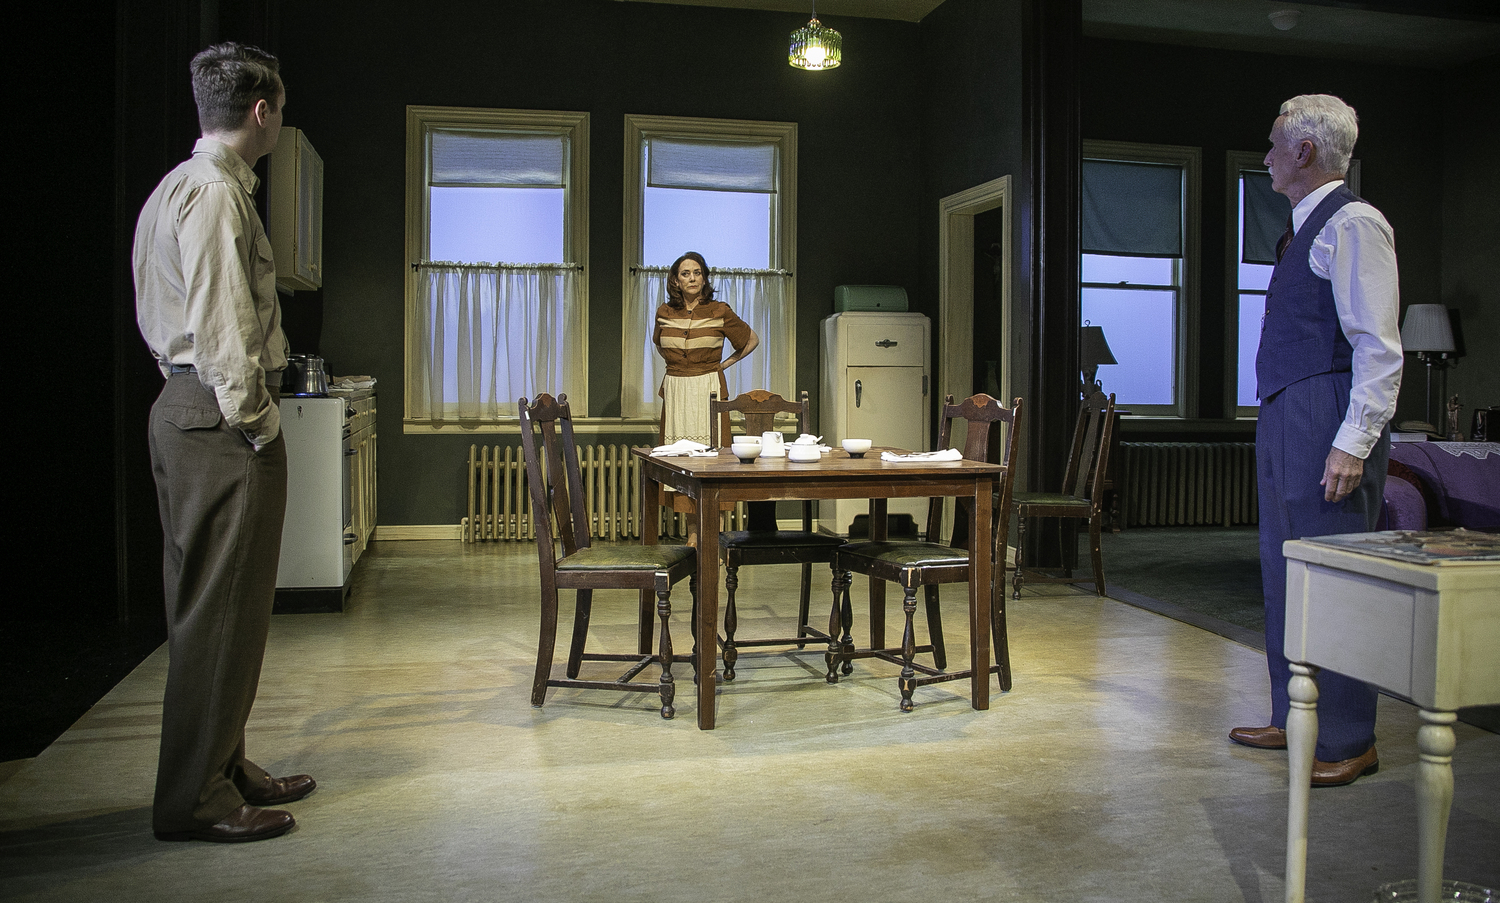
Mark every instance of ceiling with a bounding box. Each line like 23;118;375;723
616;0;1500;67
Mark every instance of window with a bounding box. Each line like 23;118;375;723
404;106;589;428
1080;140;1200;416
621;115;797;421
1226;151;1359;417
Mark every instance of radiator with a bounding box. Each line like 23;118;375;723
1117;442;1258;528
462;444;747;543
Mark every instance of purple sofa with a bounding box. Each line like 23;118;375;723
1378;441;1500;531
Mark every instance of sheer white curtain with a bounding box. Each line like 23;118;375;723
411;262;581;421
621;267;792;420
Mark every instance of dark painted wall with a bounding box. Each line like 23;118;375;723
918;0;1028;400
1441;55;1500;429
1080;37;1465;430
277;0;925;527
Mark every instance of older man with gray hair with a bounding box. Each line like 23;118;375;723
1229;94;1403;786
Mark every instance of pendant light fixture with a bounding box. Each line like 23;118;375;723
789;2;841;71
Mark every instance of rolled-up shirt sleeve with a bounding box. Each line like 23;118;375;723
178;182;281;447
1309;206;1403;459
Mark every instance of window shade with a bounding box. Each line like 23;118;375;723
1241;170;1292;265
1082;160;1183;257
430;129;565;187
648;137;776;192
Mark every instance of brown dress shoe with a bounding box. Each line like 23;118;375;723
1311;746;1378;787
1229;725;1287;749
243;774;317;806
154;804;294;843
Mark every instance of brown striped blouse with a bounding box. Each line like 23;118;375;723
651;300;755;378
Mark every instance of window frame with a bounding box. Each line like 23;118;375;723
1081;139;1201;418
1224;151;1360;419
622;114;798;418
403;105;590;433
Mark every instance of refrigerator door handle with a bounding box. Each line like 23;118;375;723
855;379;862;408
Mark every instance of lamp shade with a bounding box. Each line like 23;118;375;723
1400;304;1455;353
789;14;841;70
1080;325;1118;367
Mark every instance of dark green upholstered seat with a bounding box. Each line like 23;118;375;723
1009;492;1090;510
719;530;845;552
837;541;970;569
557;545;695;571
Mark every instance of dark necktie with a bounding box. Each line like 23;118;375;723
1274;216;1294;263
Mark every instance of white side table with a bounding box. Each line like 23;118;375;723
1281;532;1500;903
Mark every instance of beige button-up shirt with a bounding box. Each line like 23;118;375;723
134;138;288;447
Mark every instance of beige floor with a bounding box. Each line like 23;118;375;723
1;540;1496;903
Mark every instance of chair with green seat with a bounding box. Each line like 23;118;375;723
520;392;697;719
709;389;846;681
1011;390;1116;600
826;393;1023;711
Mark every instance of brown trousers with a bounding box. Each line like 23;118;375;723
148;373;287;832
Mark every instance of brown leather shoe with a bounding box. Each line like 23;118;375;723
154;804;294;843
243;774;317;806
1229;725;1287;749
1312;746;1378;787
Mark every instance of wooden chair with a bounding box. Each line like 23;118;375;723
827;394;1023;712
521;393;697;719
1011;391;1116;599
708;389;845;681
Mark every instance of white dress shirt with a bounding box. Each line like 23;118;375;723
1292;180;1403;460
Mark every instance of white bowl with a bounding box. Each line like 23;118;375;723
731;443;762;462
787;445;822;463
841;438;873;457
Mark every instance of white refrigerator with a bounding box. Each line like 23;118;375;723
819;311;931;534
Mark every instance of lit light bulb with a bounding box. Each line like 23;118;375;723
805;43;827;67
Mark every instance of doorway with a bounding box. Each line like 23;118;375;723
938;176;1012;424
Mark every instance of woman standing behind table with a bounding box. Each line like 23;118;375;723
654;251;759;540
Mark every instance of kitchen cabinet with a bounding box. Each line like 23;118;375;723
819;311;931;534
268;127;323;291
348;393;377;562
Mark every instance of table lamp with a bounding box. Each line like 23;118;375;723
1400;304;1455;431
1080;323;1117;399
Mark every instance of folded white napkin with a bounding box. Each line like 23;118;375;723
880;448;963;463
650;440;718;457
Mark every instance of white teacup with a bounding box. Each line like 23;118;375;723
731;440;762;463
841;438;873;458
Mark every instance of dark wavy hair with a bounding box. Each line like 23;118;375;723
666;251;715;307
191;42;283;135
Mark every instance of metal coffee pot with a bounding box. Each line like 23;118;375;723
282;354;330;397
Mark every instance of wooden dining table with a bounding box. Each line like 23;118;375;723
634;446;1006;730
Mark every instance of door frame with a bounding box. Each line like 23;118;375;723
938;175;1013;417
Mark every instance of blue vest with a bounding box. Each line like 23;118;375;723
1255;184;1360;400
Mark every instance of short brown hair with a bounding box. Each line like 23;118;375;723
190;43;283;134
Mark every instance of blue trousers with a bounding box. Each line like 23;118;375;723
1257;371;1387;762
